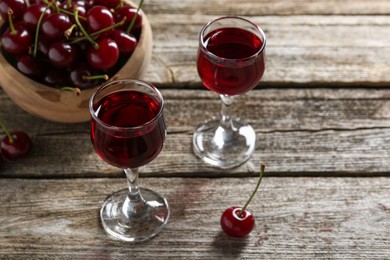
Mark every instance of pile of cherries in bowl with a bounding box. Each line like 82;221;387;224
0;0;142;90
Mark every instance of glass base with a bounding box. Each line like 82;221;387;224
193;118;256;169
100;187;170;242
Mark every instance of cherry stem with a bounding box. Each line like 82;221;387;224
33;2;53;58
237;163;266;218
61;87;81;95
82;74;109;81
60;8;87;20
64;24;77;39
126;0;144;34
69;18;126;44
7;8;16;35
0;121;14;144
73;7;99;49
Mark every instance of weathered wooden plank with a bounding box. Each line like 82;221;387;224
1;15;389;87
144;0;390;16
1;88;390;177
144;14;390;85
0;177;389;259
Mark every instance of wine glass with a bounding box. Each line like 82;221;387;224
193;16;266;169
89;79;170;242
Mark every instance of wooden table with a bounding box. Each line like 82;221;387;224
1;0;390;259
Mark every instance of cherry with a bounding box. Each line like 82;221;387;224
114;5;142;33
0;122;31;161
0;0;27;21
221;207;255;237
111;29;137;55
87;37;119;70
0;1;144;91
23;3;51;31
16;55;46;79
41;13;73;41
69;63;108;89
58;1;87;26
86;6;115;35
44;68;71;87
94;0;121;9
82;0;95;9
37;39;51;58
1;21;32;56
48;41;78;68
220;164;266;237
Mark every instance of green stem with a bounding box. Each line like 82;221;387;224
33;3;53;58
0;121;14;144
69;18;126;44
126;0;144;34
7;8;16;34
73;7;98;49
60;87;81;95
82;74;109;81
64;24;77;39
237;164;266;217
60;8;87;20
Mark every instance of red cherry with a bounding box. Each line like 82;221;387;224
111;29;137;55
1;131;32;160
48;41;78;68
220;164;266;237
16;55;46;79
0;0;27;21
69;63;106;89
221;207;255;237
23;3;51;31
86;6;115;35
94;0;121;9
44;68;70;87
59;1;87;26
1;22;32;56
87;38;119;70
114;5;142;33
41;13;73;41
37;39;51;58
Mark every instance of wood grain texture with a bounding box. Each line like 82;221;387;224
142;14;390;86
143;0;390;15
1;88;390;177
1;2;390;258
0;177;389;259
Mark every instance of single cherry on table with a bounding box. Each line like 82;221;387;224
220;163;266;237
0;121;31;161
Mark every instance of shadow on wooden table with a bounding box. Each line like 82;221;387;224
211;231;249;258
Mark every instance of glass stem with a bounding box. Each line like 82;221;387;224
122;168;147;218
219;95;237;141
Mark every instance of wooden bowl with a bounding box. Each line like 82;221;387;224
0;3;152;123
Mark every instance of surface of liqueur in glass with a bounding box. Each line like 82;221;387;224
91;90;166;169
197;27;265;96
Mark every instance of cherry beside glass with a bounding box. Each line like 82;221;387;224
89;79;169;242
193;16;266;169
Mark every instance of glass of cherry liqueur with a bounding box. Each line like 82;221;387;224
194;16;266;169
89;79;169;242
